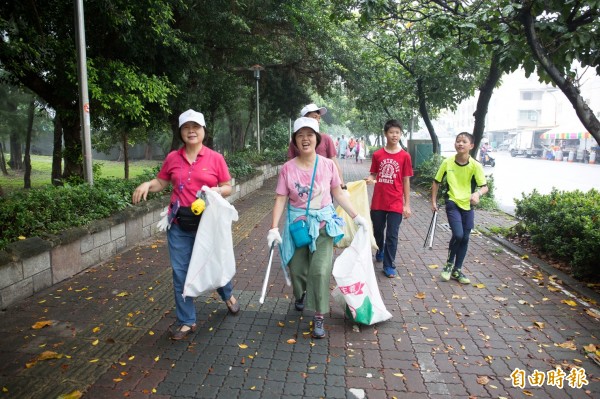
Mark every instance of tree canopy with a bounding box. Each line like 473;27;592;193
0;0;598;184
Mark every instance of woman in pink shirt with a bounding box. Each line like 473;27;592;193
132;109;239;340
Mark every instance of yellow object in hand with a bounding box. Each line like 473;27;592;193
191;198;206;215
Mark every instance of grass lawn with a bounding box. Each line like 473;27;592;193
0;155;161;194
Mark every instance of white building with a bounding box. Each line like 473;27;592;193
423;66;600;155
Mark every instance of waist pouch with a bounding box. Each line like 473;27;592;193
289;219;311;248
177;206;202;232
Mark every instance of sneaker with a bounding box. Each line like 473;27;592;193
451;270;471;284
440;263;453;281
383;266;396;278
294;292;306;311
375;249;384;262
312;316;325;339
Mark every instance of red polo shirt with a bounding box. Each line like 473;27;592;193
157;146;231;207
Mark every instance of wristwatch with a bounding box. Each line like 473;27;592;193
341;184;347;190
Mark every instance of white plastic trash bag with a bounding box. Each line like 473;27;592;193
183;186;238;298
332;226;392;325
335;180;377;250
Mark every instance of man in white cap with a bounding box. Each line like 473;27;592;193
287;103;346;189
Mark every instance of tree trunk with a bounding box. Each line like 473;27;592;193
169;112;180;151
9;132;23;170
471;50;503;157
60;110;83;180
23;99;35;189
417;78;439;154
123;132;130;180
0;142;8;176
51;115;63;185
519;3;600;145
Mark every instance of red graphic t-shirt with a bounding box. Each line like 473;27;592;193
369;148;413;213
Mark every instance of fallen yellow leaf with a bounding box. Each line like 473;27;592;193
286;339;296;344
533;322;545;329
557;341;577;350
149;331;154;336
473;283;486;289
585;309;600;319
154;356;159;361
415;292;426;299
428;264;439;269
38;351;62;361
309;366;317;370
128;355;135;360
278;321;285;327
92;339;99;346
18;236;26;240
561;299;577;307
477;375;489;385
393;373;404;377
89;359;99;363
116;292;129;297
113;378;123;382
583;344;597;353
92;326;100;333
56;390;82;399
521;254;529;260
238;343;248;349
32;321;52;330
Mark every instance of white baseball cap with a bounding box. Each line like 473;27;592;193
293;117;320;134
300;103;327;117
178;109;206;128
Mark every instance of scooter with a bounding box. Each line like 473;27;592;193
481;153;496;167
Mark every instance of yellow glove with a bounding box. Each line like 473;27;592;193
191;198;206;215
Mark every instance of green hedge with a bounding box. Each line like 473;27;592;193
0;170;158;251
513;189;600;279
0;150;287;251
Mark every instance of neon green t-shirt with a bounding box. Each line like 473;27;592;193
434;155;487;210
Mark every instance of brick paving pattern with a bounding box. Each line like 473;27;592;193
0;158;598;398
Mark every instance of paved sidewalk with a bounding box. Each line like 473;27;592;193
1;158;599;398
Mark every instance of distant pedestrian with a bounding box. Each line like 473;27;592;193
356;138;366;163
132;109;240;340
431;132;488;285
338;135;348;159
268;117;366;338
366;120;413;278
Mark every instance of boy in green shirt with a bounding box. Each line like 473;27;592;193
431;132;488;284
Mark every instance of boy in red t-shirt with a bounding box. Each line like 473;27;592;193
366;120;413;278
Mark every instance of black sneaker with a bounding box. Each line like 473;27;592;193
294;292;306;311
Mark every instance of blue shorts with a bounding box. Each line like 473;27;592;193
445;200;474;230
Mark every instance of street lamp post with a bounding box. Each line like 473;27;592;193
249;64;264;152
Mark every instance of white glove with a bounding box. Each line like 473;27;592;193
156;206;171;232
267;228;282;248
353;214;368;229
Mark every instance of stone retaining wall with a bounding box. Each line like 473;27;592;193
0;164;280;310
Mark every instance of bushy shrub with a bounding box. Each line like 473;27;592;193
514;188;600;279
225;148;286;181
0;171;162;251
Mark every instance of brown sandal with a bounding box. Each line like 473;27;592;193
170;324;197;340
226;296;240;314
